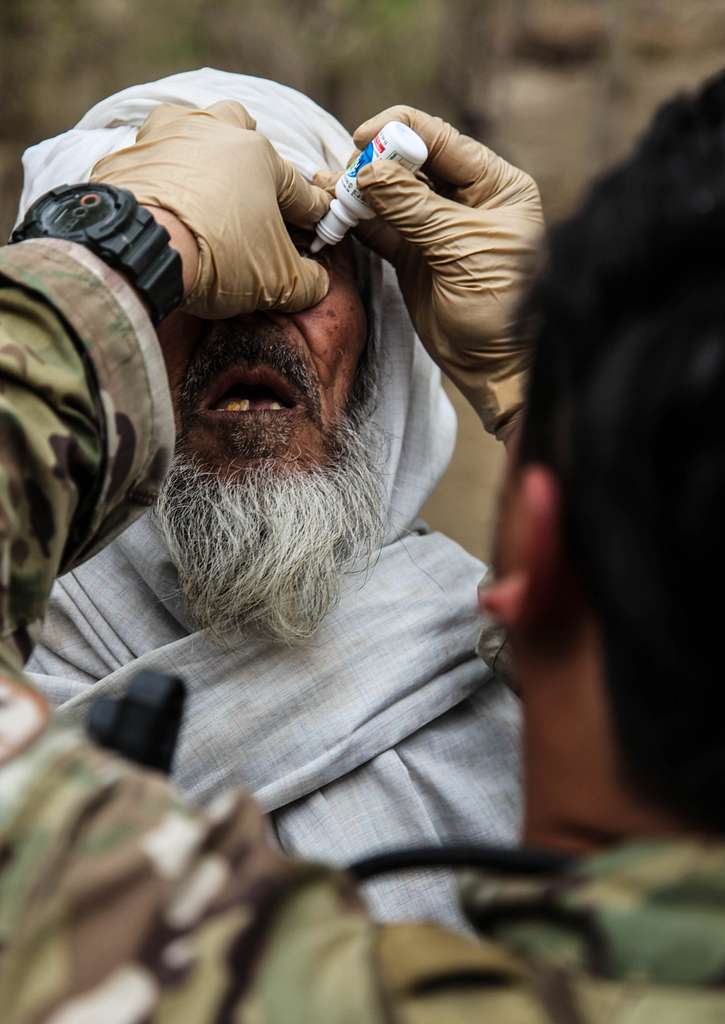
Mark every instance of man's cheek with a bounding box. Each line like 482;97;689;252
157;312;205;392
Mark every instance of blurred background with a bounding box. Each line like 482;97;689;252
2;0;724;560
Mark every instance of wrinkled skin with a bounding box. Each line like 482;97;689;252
157;236;367;473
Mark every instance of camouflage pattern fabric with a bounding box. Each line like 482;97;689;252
0;238;174;678
1;240;725;1022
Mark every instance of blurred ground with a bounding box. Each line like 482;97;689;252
3;0;725;560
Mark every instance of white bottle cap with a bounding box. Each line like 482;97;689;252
311;198;358;252
309;235;328;254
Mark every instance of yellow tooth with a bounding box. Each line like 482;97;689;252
223;399;250;412
269;401;283;410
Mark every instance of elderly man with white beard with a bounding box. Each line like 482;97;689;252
154;245;384;645
18;69;540;927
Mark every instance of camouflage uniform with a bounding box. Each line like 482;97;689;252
1;239;724;1023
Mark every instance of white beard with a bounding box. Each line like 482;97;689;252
154;419;385;647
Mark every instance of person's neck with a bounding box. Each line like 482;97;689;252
517;618;685;856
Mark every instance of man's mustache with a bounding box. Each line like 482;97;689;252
180;319;322;425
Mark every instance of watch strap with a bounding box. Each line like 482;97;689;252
11;185;184;325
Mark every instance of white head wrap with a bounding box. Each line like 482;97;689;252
24;70;520;927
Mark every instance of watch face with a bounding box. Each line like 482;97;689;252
27;184;133;242
12;182;184;325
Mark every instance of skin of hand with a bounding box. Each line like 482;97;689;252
141;204;199;297
91;101;332;318
317;105;544;441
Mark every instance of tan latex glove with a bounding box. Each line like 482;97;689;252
323;106;543;441
92;101;331;318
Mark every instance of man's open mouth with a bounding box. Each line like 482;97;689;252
201;367;300;414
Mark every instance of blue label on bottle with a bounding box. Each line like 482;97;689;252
346;141;374;179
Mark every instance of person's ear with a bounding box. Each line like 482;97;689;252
480;465;563;632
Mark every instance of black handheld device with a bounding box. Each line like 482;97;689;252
87;670;186;775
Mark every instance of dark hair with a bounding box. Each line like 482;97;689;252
518;70;725;833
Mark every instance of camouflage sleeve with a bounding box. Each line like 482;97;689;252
0;238;174;677
2;724;551;1024
0;731;389;1022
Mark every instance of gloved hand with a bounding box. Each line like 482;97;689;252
92;101;332;318
324;106;543;441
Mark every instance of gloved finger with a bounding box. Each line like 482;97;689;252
132;102;197;141
311;167;401;261
351;217;402;264
344;146;361;169
356;159;463;262
134;101;257;148
185;239;330;318
355;105;527;209
312;142;361;191
354;105;418;146
204;99;257;131
354;105;480;188
455;158;542;218
264;244;331;312
312;168;338;197
269;148;331;228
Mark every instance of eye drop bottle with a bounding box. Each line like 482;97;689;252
310;121;428;253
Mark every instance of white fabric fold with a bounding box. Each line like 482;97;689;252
21;69;521;928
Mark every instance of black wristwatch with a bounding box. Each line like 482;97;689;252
11;183;184;325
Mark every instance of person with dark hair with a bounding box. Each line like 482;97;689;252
497;68;725;843
2;70;725;1021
